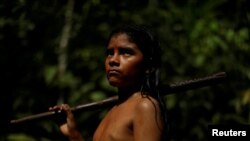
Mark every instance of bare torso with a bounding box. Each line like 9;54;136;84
93;92;163;141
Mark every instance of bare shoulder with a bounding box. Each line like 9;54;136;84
133;94;160;113
132;93;164;136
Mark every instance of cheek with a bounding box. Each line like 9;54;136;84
104;59;109;71
123;60;145;77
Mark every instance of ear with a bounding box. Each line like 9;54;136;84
144;57;155;74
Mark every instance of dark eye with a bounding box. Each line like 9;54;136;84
120;48;134;56
106;49;114;56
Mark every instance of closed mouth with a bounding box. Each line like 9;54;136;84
108;69;120;76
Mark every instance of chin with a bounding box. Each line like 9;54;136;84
109;81;121;87
109;81;135;90
108;77;136;89
108;80;125;88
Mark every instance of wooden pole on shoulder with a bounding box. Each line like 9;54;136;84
10;72;227;125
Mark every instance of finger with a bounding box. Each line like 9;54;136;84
49;105;62;111
51;104;70;126
57;104;72;115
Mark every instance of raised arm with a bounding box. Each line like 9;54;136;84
49;104;84;141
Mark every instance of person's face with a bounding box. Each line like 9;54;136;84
105;33;144;89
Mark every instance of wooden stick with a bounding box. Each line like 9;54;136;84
10;72;227;125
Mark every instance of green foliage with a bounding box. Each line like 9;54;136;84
1;0;249;141
7;134;36;141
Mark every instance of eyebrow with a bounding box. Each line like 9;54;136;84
107;44;134;50
107;44;136;49
105;46;137;55
109;45;137;51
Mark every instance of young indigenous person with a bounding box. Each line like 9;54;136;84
50;24;168;141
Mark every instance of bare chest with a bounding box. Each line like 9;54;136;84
93;104;134;141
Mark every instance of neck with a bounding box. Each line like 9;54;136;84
117;84;141;102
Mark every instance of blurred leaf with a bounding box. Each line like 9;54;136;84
7;134;35;141
90;91;106;101
242;89;250;105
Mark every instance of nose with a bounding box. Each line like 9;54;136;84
108;53;120;66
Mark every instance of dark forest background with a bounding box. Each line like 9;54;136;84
0;0;249;141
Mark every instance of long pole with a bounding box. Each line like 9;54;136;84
10;72;227;125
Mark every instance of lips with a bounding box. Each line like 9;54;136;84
107;69;121;77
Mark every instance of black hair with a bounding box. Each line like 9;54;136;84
107;24;168;141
